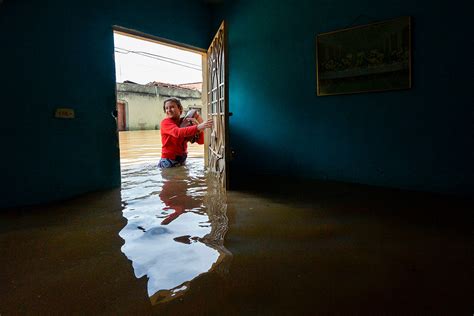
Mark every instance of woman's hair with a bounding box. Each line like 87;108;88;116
163;98;183;112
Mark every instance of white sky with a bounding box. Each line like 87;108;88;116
113;32;203;85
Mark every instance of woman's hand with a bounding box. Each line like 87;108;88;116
197;119;213;131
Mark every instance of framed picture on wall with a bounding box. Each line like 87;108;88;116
316;16;411;96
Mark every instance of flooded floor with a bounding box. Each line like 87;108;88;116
0;130;473;314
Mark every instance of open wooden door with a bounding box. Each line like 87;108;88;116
206;21;228;189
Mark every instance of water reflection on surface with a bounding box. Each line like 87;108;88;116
119;159;230;304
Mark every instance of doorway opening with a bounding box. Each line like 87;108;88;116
112;27;207;170
111;27;230;304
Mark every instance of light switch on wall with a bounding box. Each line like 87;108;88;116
55;108;75;119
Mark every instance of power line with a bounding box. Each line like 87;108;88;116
116;47;201;66
115;47;202;71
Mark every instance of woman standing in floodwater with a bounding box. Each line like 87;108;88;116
158;98;212;168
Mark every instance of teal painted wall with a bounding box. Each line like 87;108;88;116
0;0;213;208
1;0;472;209
218;0;474;195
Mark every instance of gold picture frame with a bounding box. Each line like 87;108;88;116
316;16;412;96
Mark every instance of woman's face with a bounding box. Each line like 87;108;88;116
164;101;182;120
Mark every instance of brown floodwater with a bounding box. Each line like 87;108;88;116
0;131;472;314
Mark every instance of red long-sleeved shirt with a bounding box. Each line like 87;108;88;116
160;117;204;159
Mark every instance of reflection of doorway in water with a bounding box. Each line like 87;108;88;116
118;160;231;304
112;28;206;170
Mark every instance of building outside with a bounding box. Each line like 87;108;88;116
116;81;202;131
178;82;202;91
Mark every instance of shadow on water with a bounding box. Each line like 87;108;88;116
118;158;231;305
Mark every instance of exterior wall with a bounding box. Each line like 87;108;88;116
179;82;202;91
117;83;202;130
117;84;160;130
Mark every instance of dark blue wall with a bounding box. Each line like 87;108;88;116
220;0;474;195
1;0;472;209
0;0;213;208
